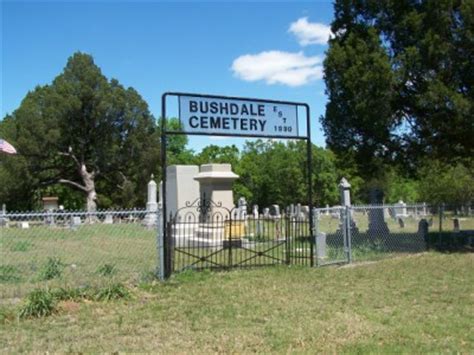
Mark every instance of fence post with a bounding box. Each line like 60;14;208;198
439;203;445;233
346;206;353;264
312;208;319;267
156;207;165;281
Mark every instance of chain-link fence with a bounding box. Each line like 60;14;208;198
2;203;472;298
314;204;446;265
0;209;159;299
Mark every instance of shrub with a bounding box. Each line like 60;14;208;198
38;257;64;280
19;289;56;318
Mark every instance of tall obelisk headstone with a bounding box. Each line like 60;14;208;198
144;175;158;228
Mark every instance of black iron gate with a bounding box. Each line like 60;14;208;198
165;199;313;275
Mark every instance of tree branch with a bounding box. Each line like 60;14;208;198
59;150;81;169
58;179;88;192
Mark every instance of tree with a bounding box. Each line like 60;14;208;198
322;26;396;178
418;159;474;208
0;52;159;211
323;0;474;178
236;140;339;207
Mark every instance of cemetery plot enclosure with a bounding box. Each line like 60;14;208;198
166;199;313;273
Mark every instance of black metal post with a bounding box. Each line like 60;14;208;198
161;93;169;279
305;104;314;267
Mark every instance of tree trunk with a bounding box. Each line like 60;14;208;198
79;164;97;213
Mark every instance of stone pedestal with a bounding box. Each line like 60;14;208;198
193;164;239;244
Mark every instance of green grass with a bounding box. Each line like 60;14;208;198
0;252;472;352
0;224;156;298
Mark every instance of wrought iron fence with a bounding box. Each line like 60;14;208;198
0;209;159;299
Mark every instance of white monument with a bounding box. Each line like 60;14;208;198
164;165;200;219
143;175;159;228
192;164;239;245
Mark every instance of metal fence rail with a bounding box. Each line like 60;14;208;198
0;209;159;299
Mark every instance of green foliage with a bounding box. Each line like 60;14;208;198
38;257;64;281
323;1;474;178
236;140;339;206
0;52;160;210
385;170;419;203
323;26;395;177
19;289;56;318
96;263;117;277
418;160;474;206
51;287;90;301
0;306;16;325
94;283;130;301
0;265;21;282
9;241;32;252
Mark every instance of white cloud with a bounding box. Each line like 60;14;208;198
231;50;323;87
289;17;331;46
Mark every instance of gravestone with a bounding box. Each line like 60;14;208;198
19;222;29;229
263;207;270;219
453;218;461;232
237;197;247;221
418;219;429;239
394;200;408;218
270;204;281;218
104;214;114;224
253;205;259;219
367;188;389;236
71;216;81;230
143;175;158;228
0;204;7;227
301;205;310;220
398;217;405;229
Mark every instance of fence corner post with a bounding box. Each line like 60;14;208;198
156;207;165;281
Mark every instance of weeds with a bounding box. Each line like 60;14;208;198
0;306;16;324
96;263;117;276
38;257;64;280
19;289;56;318
94;283;130;301
10;241;32;252
0;265;21;282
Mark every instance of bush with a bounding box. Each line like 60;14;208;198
38;257;64;280
19;289;56;318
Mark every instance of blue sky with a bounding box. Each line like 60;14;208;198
2;0;334;152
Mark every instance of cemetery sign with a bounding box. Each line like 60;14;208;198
178;95;299;137
161;92;314;278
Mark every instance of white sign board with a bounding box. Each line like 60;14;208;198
179;96;299;137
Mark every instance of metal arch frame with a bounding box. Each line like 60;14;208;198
161;92;314;279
